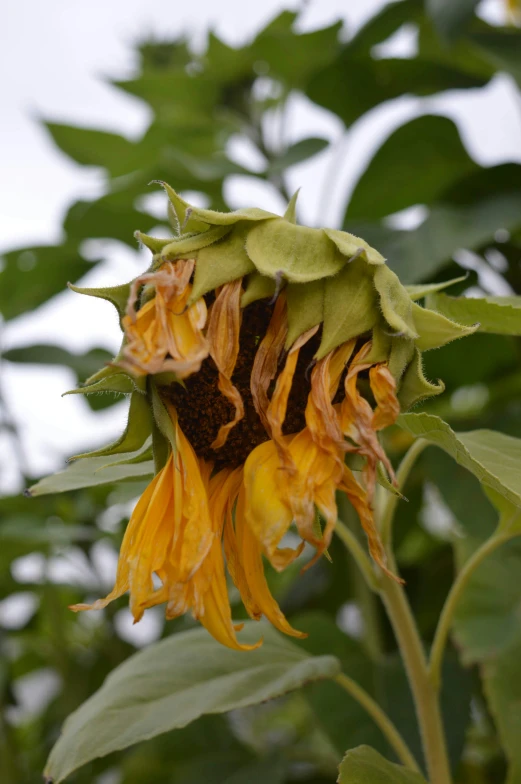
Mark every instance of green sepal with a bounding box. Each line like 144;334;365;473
388;338;415;383
155;181;278;232
150;382;177;456
240;272;276;307
323;227;385;266
398;349;444;410
190;224;256;302
412;302;478;351
317;258;378;359
69;391;153;461
64;359;147;399
373;265;418;339
246;220;346;283
68;281;131;321
286;279;325;349
95;441;154;472
284;189;300;224
134;231;173;254
359;321;392;365
154;182;211;234
157;225;231;265
406;276;467;301
63;373;135;398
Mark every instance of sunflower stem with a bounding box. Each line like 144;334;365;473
429;529;517;690
377;437;452;784
335;518;380;592
335;672;421;772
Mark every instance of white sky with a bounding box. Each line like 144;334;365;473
1;0;520;491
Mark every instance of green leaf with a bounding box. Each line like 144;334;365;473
338;745;427;783
347;0;422;55
426;293;521;336
64;195;156;247
405;276;467;301
3;345;112;379
345;116;477;222
267;137;329;175
308;56;487;130
43;622;340;783
252;14;342;87
483;634;521;784
355;192;521;284
469;30;521;86
45;123;141;177
27;447;154;496
0;244;93;321
426;0;479;41
397;413;521;509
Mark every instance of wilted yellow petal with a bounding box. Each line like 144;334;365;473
206;279;244;449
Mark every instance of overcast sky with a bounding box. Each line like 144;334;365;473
1;0;520;490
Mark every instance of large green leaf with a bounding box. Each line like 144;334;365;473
427;293;521;335
27;448;154;496
3;345;113;380
45;123;141;178
307;56;487;130
397;413;521;508
426;0;479;41
251;12;342;87
469;30;521;86
267;137;329;175
353;192;521;283
345;115;477;221
338;746;427;783
347;0;423;55
483;634;521;784
44;622;340;783
0;244;93;320
452;534;521;664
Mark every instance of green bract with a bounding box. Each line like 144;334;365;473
136;184;475;409
50;183;478;483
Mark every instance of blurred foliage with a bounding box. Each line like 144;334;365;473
1;1;521;782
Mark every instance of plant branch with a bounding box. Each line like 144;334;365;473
429;528;518;689
335;671;421;772
380;575;452;784
335;518;380;592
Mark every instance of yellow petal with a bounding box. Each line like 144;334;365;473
206;280;244;448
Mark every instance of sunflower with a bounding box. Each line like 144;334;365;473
66;185;476;650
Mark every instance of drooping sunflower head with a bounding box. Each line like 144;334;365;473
66;184;477;649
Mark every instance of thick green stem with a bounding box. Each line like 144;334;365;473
429;529;516;689
337;438;452;782
378;438;452;784
335;672;420;772
381;576;452;784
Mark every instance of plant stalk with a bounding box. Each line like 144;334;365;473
429;529;517;689
335;672;420;772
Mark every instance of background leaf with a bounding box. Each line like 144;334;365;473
44;623;340;783
337;745;427;783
